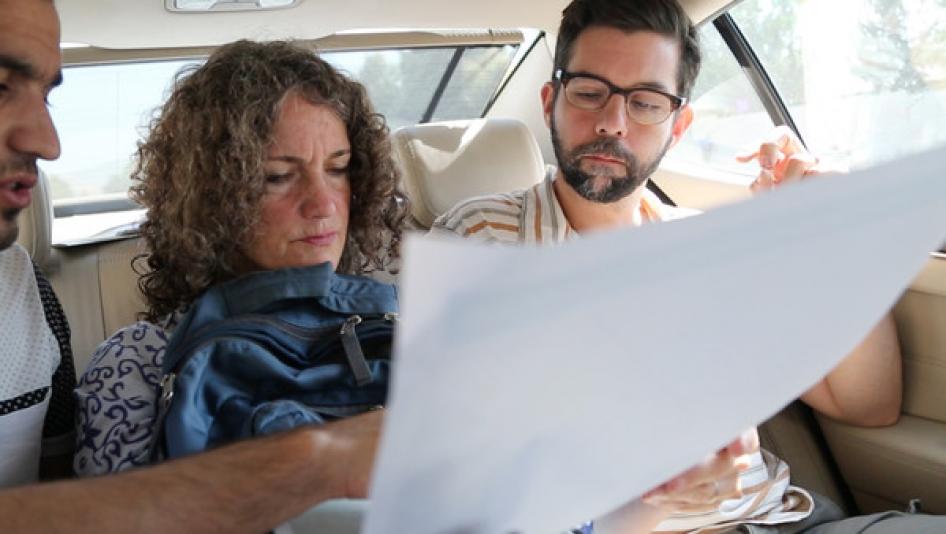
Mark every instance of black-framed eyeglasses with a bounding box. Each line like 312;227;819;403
553;68;687;126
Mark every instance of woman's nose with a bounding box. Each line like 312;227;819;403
300;173;338;219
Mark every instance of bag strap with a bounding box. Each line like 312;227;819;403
221;263;335;315
219;263;397;316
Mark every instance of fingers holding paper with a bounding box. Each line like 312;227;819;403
595;429;760;534
642;428;759;511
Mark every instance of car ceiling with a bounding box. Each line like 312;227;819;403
60;0;735;49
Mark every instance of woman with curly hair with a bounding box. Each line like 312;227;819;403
73;39;409;476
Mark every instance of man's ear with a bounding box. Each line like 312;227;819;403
540;82;555;128
669;104;694;148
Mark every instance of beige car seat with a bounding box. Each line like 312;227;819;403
392;117;547;229
15;169;55;270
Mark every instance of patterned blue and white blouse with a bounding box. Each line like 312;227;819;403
74;322;169;476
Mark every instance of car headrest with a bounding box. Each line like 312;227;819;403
392;118;546;228
15;167;54;269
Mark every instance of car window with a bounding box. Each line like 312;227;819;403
670;0;946;183
44;59;201;205
430;45;519;122
732;0;946;169
330;48;456;131
665;22;772;184
44;42;518;245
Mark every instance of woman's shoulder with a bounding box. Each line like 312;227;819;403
74;321;170;476
86;321;170;371
78;321;170;401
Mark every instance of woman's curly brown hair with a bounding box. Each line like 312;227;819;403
132;40;409;322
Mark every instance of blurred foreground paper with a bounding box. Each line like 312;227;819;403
364;147;946;534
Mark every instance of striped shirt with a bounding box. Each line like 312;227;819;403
430;168;814;533
431;168;679;243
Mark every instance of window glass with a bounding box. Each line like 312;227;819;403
43;59;201;203
666;21;773;183
430;45;518;122
326;48;457;131
731;0;946;168
326;45;517;128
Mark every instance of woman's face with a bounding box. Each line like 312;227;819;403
242;92;351;272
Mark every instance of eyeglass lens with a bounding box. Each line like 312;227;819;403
564;76;675;125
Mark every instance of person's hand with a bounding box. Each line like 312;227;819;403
737;126;828;193
316;409;385;499
641;428;760;514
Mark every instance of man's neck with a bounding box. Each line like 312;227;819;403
552;170;648;234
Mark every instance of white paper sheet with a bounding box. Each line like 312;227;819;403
364;147;946;534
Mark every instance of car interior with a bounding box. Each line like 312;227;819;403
14;0;946;526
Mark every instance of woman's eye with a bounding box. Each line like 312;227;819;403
328;166;349;177
265;172;292;185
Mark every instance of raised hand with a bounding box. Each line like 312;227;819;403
737;126;827;193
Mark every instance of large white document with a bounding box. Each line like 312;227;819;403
364;147;946;534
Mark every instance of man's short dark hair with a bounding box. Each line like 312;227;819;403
553;0;701;99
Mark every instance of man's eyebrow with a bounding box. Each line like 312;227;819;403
0;55;36;78
568;71;674;94
633;81;674;93
0;54;63;89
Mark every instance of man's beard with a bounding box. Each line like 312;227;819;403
550;113;671;204
0;210;20;251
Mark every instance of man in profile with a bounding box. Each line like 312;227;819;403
0;1;382;531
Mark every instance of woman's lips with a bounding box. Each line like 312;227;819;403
298;232;337;246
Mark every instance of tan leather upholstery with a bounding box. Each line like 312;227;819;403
97;238;148;338
47;245;104;374
896;257;946;423
15;168;54;270
47;238;147;376
392;118;546;228
482;34;555;164
758;402;849;514
819;413;946;514
817;255;946;514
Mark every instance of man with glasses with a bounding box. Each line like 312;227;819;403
433;0;943;532
433;0;702;243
